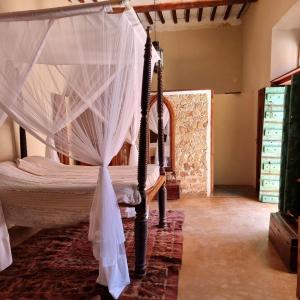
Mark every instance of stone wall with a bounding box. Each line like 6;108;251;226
165;91;211;195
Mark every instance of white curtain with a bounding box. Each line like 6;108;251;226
0;6;159;299
149;103;170;166
0;112;10;272
126;110;140;166
149;102;169;134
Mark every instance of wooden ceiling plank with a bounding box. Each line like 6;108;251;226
210;6;217;21
237;3;247;19
223;4;232;20
158;10;165;23
172;10;177;24
131;0;257;13
197;7;203;21
144;11;153;24
185;8;190;22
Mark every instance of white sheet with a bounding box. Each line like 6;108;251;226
0;156;160;228
0;156;160;282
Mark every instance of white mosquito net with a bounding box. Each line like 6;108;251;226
149;102;169;135
0;110;6;126
0;5;159;298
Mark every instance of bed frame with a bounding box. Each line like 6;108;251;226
19;28;167;279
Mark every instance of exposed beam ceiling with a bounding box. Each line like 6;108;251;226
224;4;232;20
197;7;203;21
237;2;247;19
210;6;217;21
70;0;258;30
185;8;190;22
158;10;165;23
172;9;178;23
144;11;153;24
131;0;257;13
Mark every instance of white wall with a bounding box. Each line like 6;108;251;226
213;93;254;185
271;1;300;79
271;29;300;79
0;119;16;162
154;25;243;94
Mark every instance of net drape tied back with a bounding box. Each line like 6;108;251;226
0;6;159;299
0;110;7;127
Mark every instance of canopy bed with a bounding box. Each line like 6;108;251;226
0;156;163;227
0;2;168;299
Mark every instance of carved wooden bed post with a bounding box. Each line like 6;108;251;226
135;27;152;277
20;127;27;158
156;52;167;228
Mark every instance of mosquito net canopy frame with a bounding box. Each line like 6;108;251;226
0;3;160;298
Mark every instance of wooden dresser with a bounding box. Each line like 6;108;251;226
166;180;181;200
269;212;298;273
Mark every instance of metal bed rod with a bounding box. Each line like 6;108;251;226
0;0;124;21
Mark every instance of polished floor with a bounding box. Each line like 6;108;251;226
161;191;297;300
9;188;297;299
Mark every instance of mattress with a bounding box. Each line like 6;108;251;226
0;156;160;228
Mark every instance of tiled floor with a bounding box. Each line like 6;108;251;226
9;188;297;300
161;192;297;300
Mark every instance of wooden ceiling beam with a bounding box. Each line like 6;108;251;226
237;2;247;18
172;10;177;23
223;4;232;20
158;10;165;23
185;8;190;22
197;7;203;21
210;6;217;21
130;0;257;13
144;11;153;24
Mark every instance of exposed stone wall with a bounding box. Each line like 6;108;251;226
166;91;211;195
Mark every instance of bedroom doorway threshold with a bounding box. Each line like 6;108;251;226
212;185;257;200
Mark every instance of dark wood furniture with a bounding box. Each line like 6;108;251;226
267;74;300;277
269;212;298;273
17;28;167;282
134;29;167;277
110;142;131;166
166;179;180;200
297;217;300;298
256;88;265;193
19;126;27;159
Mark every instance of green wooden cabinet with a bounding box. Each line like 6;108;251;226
259;75;300;210
259;87;287;203
280;75;300;216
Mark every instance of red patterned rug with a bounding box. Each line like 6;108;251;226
0;210;184;300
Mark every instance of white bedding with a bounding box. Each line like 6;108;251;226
0;156;160;228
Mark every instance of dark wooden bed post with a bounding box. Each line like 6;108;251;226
156;56;167;228
19;127;27;158
135;27;152;278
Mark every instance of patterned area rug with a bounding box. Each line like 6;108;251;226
0;210;184;300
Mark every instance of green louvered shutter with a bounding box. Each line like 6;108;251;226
282;74;300;215
279;86;291;212
259;87;287;203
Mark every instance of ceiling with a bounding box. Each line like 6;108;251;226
70;0;258;31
